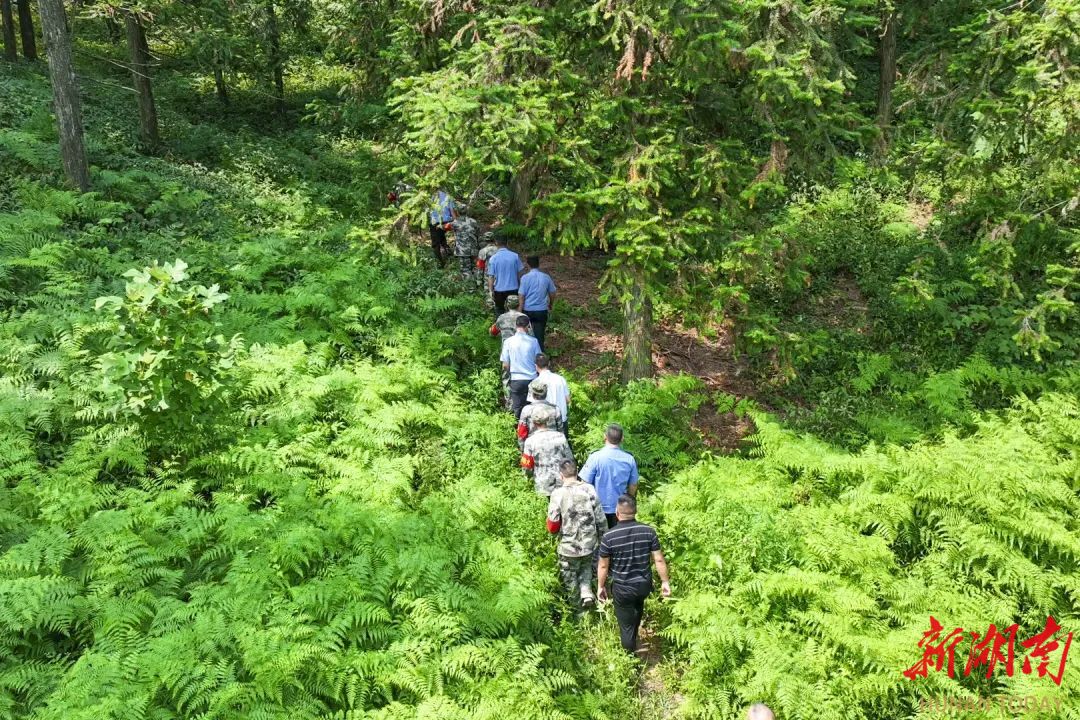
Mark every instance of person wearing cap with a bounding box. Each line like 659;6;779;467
580;423;639;528
428;189;457;267
517;379;560;449
521;412;574;496
501;315;541;419
535;353;570;433
490;295;532;342
485;233;526;315
547;459;607;613
477;232;500;306
517;255;557;350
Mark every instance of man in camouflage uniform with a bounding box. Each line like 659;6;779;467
450;214;481;285
489;294;531;342
477;232;499;308
547;459;607;612
521;413;574;496
517;379;560;449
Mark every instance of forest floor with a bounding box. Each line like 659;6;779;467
543;251;756;451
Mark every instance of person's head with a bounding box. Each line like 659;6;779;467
533;413;550;430
535;353;549;371
506;294;520;310
559;459;577;479
481;231;495;246
495;232;508;247
529;379;548;400
615;494;637;521
515;315;531;332
746;704;774;720
527;255;541;269
605;423;624;446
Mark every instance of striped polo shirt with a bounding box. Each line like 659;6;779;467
598;520;661;590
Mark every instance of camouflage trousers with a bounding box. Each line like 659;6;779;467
558;554;596;609
455;256;483;288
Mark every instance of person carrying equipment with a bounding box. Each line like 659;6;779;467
490;295;532;342
518;256;557;350
449;214;481;284
429;189;456;267
500;315;541;419
517;380;560;449
580;423;639;528
596;494;672;654
547;460;607;613
535;354;570;434
485;234;525;315
521;412;574;496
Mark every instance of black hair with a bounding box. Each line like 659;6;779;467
559;460;577;476
605;423;624;445
535;353;549;369
515;315;531;328
617;494;637;514
527;255;541;267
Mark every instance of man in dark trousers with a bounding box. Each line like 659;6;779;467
597;495;672;654
485;234;525;315
517;255;557;349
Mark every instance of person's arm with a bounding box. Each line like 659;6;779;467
579;455;596;485
547;277;557;311
597;555;610;602
520;443;536;475
627;458;639;496
592;497;607;543
501;341;511;372
651;549;672;597
546;494;561;533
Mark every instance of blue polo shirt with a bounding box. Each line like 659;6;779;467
486;248;525;292
580;445;639;513
430;191;455;224
518;269;557;312
500;332;541;381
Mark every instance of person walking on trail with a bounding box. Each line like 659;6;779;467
597;494;672;654
449;214;481;284
521;413;574;496
486;235;525;315
547;460;607;613
478;232;500;307
490;295;532;342
535;354;570;434
580;423;639;528
517;380;560;449
429;189;456;267
747;704;774;720
518;256;557;350
501;315;541;419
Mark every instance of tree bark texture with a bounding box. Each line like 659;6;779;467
213;60;228;103
876;9;898;140
265;2;284;113
16;0;35;59
509;162;536;225
37;0;89;190
621;266;654;383
125;11;159;147
1;0;17;61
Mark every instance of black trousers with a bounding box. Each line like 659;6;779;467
525;310;548;350
493;289;517;315
612;583;651;653
428;223;448;266
509;379;531;419
605;513;618;529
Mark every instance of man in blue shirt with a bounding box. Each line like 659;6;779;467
428;189;456;267
580;423;639;528
485;234;525;315
518;256;557;350
500;315;541;419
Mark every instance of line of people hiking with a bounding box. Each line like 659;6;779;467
398;189;778;715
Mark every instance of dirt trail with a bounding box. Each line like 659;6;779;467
542;252;756;450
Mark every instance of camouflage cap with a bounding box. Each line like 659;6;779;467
481;231;495;243
529;379;548;399
506;294;520;308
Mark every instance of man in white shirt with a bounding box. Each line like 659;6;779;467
535;353;570;434
500;315;541;419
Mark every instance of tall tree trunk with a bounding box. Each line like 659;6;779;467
621;266;654;383
213;57;228;103
16;0;35;59
265;1;284;113
2;0;17;61
509;162;536;225
37;0;89;190
876;8;898;149
124;11;159;147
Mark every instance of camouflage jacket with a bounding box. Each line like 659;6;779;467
451;217;479;256
518;401;560;446
493;310;532;341
547;479;607;557
522;429;575;496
